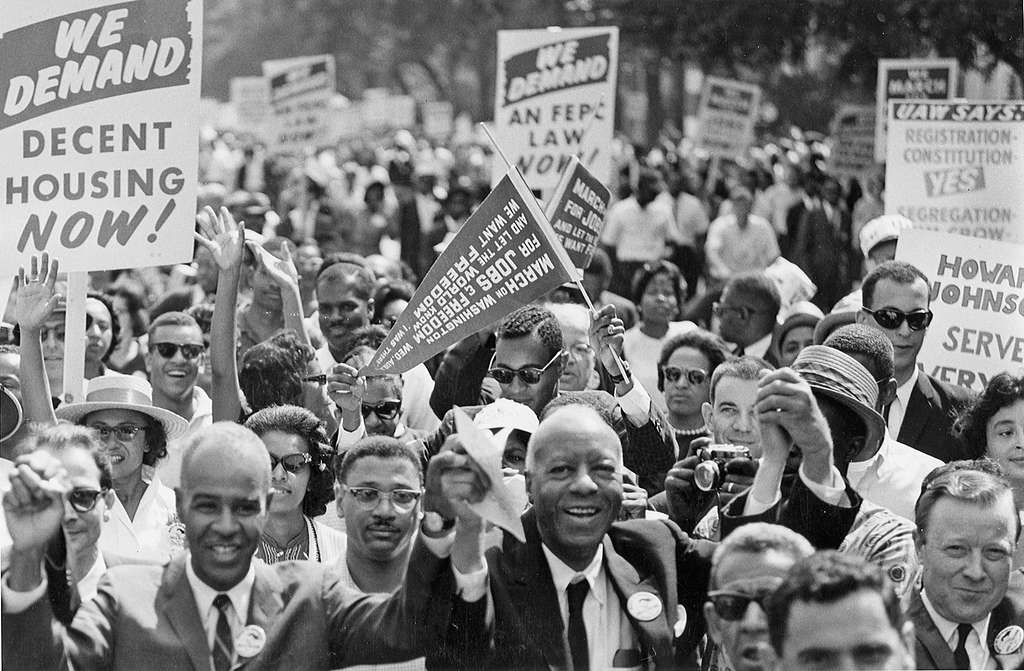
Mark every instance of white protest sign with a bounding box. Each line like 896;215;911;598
0;0;202;276
359;92;416;132
230;76;271;135
493;26;618;191
874;58;958;162
885;101;1024;244
262;54;335;154
895;229;1024;392
828;104;877;181
696;76;762;160
422;101;454;140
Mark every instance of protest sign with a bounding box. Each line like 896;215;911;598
874;58;958;162
885;101;1024;243
493;26;618;191
695;76;762;160
359;91;416;131
361;169;579;375
543;156;610;269
421;100;454;140
262;54;334;154
828;104;877;181
895;229;1024;392
0;0;202;276
230;76;271;135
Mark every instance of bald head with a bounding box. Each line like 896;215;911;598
526;405;622;474
180;422;271;494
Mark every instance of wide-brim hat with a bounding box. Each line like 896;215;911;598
792;345;886;456
55;375;190;440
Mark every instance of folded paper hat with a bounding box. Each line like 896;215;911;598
859;214;914;258
473;399;539;435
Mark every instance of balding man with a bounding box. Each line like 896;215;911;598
2;422;484;670
445;404;849;670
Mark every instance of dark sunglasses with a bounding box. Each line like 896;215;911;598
861;307;933;331
708;584;780;621
712;302;764;320
269;452;312;473
662;366;709;385
153;342;205;360
488;351;562;385
361;400;401;421
67;488;105;513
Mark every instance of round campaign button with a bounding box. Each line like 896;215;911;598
994;625;1024;655
235;625;267;658
626;591;663;622
166;522;186;547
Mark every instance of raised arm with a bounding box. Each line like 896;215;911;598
12;254;61;426
195;206;246;422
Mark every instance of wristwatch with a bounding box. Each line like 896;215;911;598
607;360;632;385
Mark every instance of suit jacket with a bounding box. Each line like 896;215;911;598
3;538;444;671
908;586;1024;670
896;372;975;463
424;390;677;496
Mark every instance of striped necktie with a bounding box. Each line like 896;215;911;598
212;593;234;671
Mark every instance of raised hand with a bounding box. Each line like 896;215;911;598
3;451;68;555
589;304;626;377
423;435;490;523
247;239;299;289
13;253;62;334
756;367;834;482
327;362;366;417
194;205;245;272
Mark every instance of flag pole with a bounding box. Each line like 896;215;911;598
479;123;631;384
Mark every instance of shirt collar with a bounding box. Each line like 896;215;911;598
542;543;606;606
184;552;256;623
896;367;919;407
921;589;991;647
744;332;773;359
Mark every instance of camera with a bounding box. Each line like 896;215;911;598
693;444;752;492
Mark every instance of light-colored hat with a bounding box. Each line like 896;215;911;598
55;376;190;440
792;345;886;456
474;399;539;435
859;214;913;258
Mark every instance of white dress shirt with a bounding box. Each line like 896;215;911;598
887;367;919;439
845;429;942;521
542;544;638;670
921;589;995;670
99;472;183;566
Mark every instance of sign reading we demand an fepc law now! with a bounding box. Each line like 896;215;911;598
0;0;202;276
493;26;618;192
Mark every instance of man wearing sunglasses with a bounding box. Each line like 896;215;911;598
702;523;813;671
145;311;214;488
855;260;974;462
714;273;782;360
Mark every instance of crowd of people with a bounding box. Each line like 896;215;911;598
0;115;1022;671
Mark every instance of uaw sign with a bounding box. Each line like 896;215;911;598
0;0;202;276
493;26;618;191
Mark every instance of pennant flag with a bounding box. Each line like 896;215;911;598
543;156;611;269
360;170;580;375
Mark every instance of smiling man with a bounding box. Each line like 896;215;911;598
1;422;487;670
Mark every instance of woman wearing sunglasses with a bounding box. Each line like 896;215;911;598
657;329;733;447
23;424;116;602
244;404;346;564
955;373;1024;567
623;261;697;414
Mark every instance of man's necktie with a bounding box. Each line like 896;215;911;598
953;622;973;670
567;579;590;671
212;593;234;671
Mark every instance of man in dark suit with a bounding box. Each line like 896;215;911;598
2;422;485;671
442;401;860;670
856;260;975;462
908;463;1024;670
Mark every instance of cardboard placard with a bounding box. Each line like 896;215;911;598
696;76;762;159
874;58;958;162
493;26;618;191
828;104;877;181
0;0;202;276
543;156;610;269
421;100;454;140
229;76;271;135
885;100;1024;244
360;169;579;376
895;229;1024;392
262;54;334;154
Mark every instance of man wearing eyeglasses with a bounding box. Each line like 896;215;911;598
855;260;974;462
702;523;813;671
145;311;214;488
714;273;782;360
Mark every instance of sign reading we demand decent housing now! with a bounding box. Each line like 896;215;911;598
0;0;202;276
493;27;618;192
360;170;579;376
